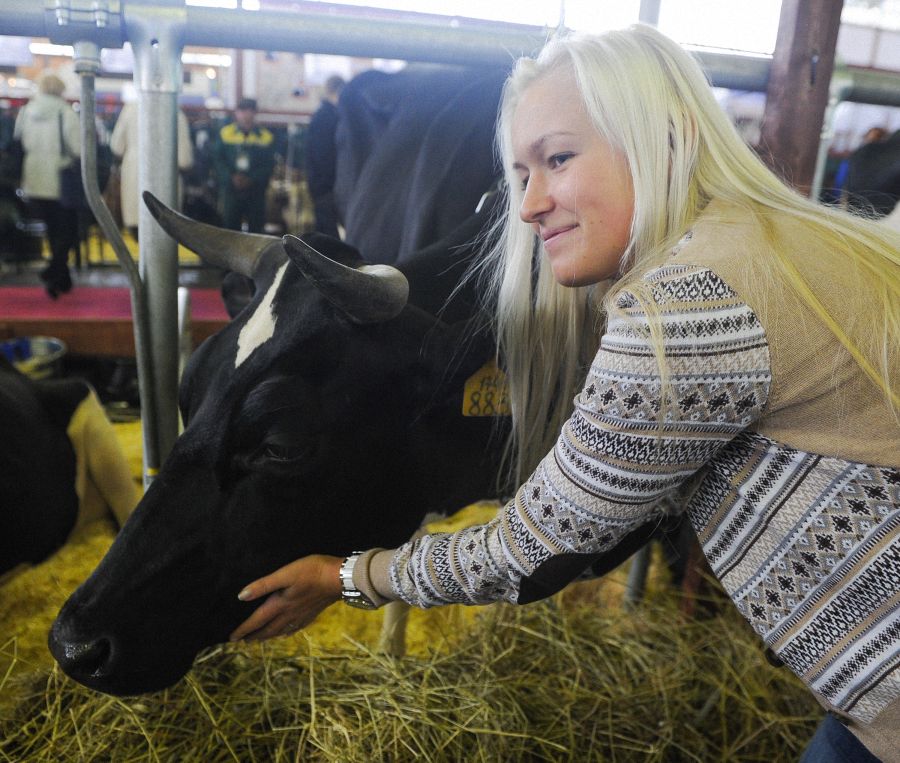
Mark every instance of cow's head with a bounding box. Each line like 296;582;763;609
48;194;502;695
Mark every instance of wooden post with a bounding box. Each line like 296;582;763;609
759;0;844;194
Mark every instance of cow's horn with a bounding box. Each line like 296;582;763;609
282;234;409;324
142;191;279;278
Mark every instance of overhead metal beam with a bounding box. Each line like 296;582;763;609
182;5;548;67
2;2;898;104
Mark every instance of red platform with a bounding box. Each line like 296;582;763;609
0;287;229;357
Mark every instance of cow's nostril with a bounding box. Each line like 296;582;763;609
59;637;112;678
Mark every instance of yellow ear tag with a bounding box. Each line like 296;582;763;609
463;359;511;417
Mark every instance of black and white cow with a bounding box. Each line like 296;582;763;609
48;193;509;695
48;64;671;696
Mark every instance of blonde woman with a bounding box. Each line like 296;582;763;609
232;25;900;761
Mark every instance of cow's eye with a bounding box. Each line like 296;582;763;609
262;443;310;463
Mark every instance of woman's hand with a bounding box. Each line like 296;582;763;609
230;554;343;642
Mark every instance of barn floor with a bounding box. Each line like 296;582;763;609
1;238;230;412
1;237;228;360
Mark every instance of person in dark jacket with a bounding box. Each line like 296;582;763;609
845;127;900;218
304;75;344;238
212;98;275;233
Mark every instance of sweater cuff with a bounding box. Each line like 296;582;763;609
350;548;396;608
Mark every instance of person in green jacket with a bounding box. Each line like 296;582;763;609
212;98;275;233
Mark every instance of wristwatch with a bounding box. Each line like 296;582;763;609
339;552;378;610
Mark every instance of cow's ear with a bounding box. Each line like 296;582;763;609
283;234;409;324
414;314;498;394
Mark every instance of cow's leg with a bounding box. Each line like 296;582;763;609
375;512;443;656
378;600;411;657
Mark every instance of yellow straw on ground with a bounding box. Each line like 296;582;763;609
0;421;821;761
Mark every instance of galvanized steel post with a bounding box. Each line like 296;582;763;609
126;0;186;475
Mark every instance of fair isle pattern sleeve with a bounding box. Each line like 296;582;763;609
390;265;772;608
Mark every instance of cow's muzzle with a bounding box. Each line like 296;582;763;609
48;617;115;687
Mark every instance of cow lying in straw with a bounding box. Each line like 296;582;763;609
0;356;137;578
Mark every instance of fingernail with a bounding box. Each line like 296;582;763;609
238;587;251;601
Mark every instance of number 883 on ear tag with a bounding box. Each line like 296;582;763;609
463;359;511;417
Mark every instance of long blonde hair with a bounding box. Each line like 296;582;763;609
479;24;900;484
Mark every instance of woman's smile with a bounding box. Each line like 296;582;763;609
541;224;578;252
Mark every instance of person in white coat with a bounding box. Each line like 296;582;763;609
13;72;81;298
109;86;193;240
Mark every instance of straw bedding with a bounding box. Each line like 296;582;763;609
0;424;821;761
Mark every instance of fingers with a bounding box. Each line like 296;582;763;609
236;561;298;602
229;594;320;642
230;555;344;643
230;593;284;641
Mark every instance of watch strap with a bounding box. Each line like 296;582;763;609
340;550;389;609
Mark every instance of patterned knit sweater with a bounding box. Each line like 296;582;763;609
370;201;900;759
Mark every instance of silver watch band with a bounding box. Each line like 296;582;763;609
339;552;378;610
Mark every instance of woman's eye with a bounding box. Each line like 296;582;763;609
519;175;529;191
549;152;573;168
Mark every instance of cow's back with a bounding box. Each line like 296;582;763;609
335;65;506;266
0;359;80;574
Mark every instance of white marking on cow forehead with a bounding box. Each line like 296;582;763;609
235;262;288;368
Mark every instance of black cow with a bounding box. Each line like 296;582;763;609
0;356;135;575
335;65;507;265
1;357;81;575
48;194;508;695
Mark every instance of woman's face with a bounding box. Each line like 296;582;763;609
511;67;634;286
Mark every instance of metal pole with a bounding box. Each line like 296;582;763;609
639;0;662;27
127;0;186;472
809;73;852;201
624;545;652;608
180;4;548;66
72;40;161;484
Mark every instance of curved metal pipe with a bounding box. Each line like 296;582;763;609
75;43;161;481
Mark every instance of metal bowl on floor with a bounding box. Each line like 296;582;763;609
0;335;68;380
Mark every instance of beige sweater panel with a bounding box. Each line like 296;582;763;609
670;201;899;468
